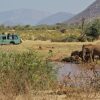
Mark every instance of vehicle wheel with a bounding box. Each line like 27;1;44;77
10;42;15;45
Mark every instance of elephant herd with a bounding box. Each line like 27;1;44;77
71;44;100;63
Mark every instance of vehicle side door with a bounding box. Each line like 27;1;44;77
2;35;7;44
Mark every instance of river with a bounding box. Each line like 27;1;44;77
55;62;100;82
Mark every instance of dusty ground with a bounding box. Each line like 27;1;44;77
1;92;100;100
0;40;99;61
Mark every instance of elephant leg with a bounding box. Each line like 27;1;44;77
82;50;86;62
92;55;94;62
90;50;93;62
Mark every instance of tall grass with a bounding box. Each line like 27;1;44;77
0;52;56;97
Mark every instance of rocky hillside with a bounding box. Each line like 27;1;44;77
65;0;100;24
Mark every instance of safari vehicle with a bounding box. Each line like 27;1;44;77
0;33;22;45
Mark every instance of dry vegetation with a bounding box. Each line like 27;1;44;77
0;39;100;100
0;40;99;61
0;17;100;100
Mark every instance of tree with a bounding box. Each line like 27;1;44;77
85;19;100;40
77;18;86;41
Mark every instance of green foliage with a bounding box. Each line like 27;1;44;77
66;35;79;42
85;19;100;40
0;24;81;41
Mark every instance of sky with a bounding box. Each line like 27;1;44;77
0;0;95;14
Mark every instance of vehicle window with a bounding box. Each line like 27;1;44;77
7;35;18;40
0;36;2;40
8;35;13;40
2;36;6;40
13;35;18;40
7;34;11;39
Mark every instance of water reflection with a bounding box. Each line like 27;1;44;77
55;62;100;81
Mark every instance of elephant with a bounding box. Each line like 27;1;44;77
82;44;93;62
71;50;91;63
82;44;100;62
71;50;82;58
71;50;83;63
92;45;100;61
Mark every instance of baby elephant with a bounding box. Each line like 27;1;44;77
71;50;82;63
71;50;91;63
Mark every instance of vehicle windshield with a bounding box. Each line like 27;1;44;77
7;34;18;40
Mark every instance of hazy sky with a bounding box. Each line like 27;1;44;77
0;0;95;14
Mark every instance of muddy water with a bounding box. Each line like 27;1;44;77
55;62;100;81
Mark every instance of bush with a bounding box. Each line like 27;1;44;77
85;19;100;40
66;35;78;42
0;52;56;95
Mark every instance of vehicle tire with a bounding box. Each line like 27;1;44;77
10;42;15;45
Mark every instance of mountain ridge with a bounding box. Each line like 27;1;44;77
0;8;51;26
38;12;74;25
64;0;100;24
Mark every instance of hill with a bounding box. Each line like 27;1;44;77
65;0;100;24
0;9;51;26
38;12;74;25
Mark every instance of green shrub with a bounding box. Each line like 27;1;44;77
85;19;100;40
66;35;78;42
